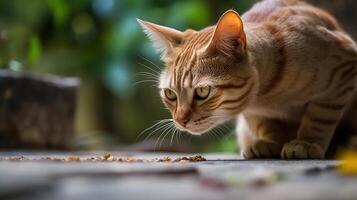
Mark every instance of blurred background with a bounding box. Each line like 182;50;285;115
0;0;355;152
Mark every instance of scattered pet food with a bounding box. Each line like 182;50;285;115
157;156;172;162
1;155;29;161
0;153;207;163
66;156;81;162
174;155;206;162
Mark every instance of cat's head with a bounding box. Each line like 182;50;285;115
138;10;257;135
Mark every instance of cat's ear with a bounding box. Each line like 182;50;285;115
137;18;184;57
206;9;246;57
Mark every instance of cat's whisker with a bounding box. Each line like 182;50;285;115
172;128;178;145
141;119;171;136
136;122;162;141
136;74;159;87
135;77;159;84
136;70;159;75
137;62;160;75
134;76;158;80
176;129;183;145
133;80;159;87
210;128;222;140
138;55;162;71
169;127;178;145
205;127;215;141
150;124;173;151
222;124;234;133
154;122;174;150
216;123;234;137
144;124;171;144
163;124;176;146
177;129;183;144
135;75;158;82
159;124;175;148
143;120;173;142
217;126;228;137
136;72;159;79
136;119;172;141
133;79;158;84
211;131;220;140
155;121;173;141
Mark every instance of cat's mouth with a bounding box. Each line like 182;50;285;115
174;119;217;135
184;126;212;135
175;125;211;135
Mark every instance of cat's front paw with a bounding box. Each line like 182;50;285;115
281;140;324;159
242;139;282;159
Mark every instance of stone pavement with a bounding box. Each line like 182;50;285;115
0;151;356;200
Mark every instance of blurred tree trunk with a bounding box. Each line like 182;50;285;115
0;71;78;149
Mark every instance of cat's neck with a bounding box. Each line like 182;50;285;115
245;23;283;99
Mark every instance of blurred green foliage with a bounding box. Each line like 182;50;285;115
0;0;253;152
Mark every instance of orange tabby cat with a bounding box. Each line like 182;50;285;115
138;0;357;159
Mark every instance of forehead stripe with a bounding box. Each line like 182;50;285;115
201;32;213;46
187;51;197;71
168;28;214;90
176;49;193;88
195;30;212;47
181;52;197;88
180;70;188;88
174;52;182;67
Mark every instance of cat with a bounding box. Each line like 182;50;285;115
137;0;357;159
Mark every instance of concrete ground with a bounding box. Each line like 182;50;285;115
0;151;355;200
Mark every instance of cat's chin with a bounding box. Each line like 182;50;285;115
185;129;205;135
177;126;213;136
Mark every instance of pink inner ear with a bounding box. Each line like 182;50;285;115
215;12;244;37
208;10;247;56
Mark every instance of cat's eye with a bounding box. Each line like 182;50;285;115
164;89;177;101
194;86;211;100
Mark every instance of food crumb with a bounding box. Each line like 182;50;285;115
41;156;65;162
174;155;206;162
158;156;172;162
66;156;81;162
3;155;29;161
103;152;114;161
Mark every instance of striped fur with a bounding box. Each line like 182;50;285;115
138;0;357;159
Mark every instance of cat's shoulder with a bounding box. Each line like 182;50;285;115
242;0;304;23
242;0;334;25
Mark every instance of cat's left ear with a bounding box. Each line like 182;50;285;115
137;19;184;58
206;9;246;57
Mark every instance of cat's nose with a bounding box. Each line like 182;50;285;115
176;118;189;127
175;106;191;127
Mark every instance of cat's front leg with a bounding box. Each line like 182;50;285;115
237;115;288;159
282;98;352;159
282;60;357;159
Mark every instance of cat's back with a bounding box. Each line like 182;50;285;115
242;0;340;31
242;0;302;23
